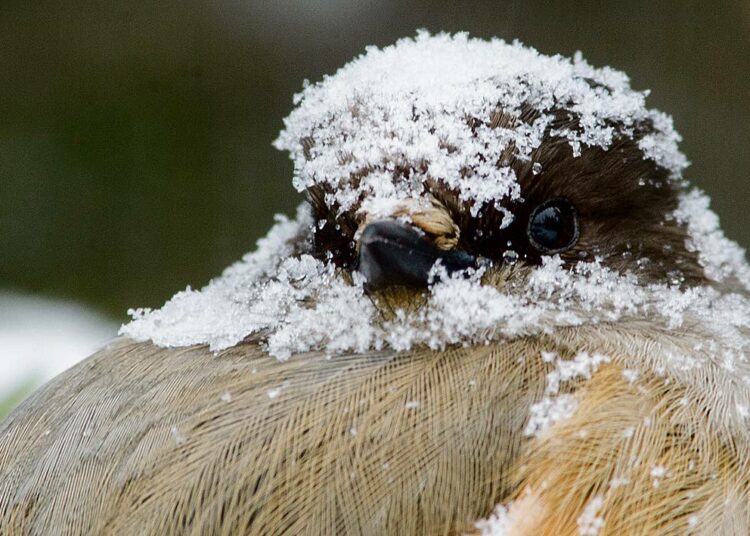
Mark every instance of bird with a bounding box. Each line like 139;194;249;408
1;31;749;536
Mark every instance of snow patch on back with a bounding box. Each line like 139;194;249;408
525;351;611;437
123;205;314;352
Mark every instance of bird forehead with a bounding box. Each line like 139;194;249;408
274;31;687;219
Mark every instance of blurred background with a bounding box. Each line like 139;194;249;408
0;0;748;414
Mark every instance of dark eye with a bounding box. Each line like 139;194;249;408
527;198;580;254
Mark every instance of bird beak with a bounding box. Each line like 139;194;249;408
356;220;479;290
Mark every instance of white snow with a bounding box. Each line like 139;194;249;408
577;495;605;536
475;503;513;536
525;351;611;436
675;190;750;292
122;213;749;364
0;292;115;405
274;31;686;218
649;465;668;478
650;465;669;488
267;381;290;399
622;369;640;384
525;394;580;437
170;425;186;446
475;494;607;535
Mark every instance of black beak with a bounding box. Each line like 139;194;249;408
356;220;478;290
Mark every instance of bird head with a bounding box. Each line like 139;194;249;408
126;31;749;360
275;32;705;311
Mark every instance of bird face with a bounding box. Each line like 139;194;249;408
267;32;727;336
304;106;704;297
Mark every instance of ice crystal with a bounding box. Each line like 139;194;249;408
275;31;686;218
475;503;513;536
577;495;605;536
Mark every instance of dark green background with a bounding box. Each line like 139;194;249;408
1;1;748;322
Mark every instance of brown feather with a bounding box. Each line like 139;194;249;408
2;319;748;534
0;336;554;535
468;325;750;536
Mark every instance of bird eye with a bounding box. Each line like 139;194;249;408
527;198;580;254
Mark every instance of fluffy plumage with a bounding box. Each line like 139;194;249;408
0;338;545;534
3;321;748;534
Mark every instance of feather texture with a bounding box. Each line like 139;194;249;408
0;336;551;534
3;318;748;534
490;363;750;535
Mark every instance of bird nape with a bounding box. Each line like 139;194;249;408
2;32;750;536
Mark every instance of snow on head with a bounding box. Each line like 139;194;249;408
675;189;750;291
121;32;749;365
274;31;687;217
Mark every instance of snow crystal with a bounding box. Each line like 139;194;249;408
543;351;611;395
609;477;631;488
120;201;750;378
650;464;668;488
577;495;605;536
622;369;640;384
525;351;610;436
650;465;668;478
475;503;513;536
274;31;686;219
122;205;316;353
267;380;290;399
525;394;579;437
170;425;186;446
675;190;750;292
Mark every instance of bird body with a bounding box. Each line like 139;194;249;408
2;32;749;535
1;338;541;534
2;320;748;534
